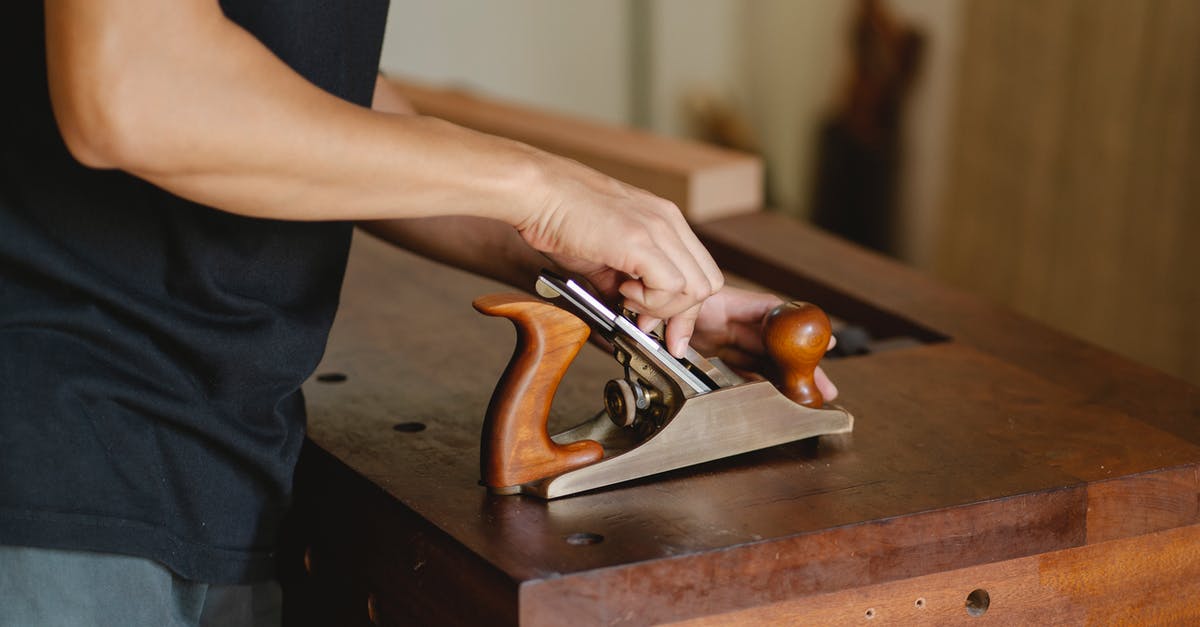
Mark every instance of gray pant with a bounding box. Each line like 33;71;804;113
0;545;281;627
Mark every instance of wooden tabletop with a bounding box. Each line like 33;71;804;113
281;212;1200;626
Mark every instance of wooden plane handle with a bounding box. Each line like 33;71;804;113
473;294;604;490
762;301;832;408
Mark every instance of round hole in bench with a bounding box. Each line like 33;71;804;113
565;532;604;546
965;588;990;617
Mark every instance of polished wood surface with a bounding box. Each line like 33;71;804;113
697;212;1200;448
671;522;1200;625
762;301;831;408
279;213;1200;625
473;294;603;490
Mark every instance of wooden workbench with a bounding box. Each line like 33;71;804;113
277;210;1200;625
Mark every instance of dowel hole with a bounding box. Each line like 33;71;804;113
915;597;925;609
965;588;990;616
565;532;604;546
316;372;348;383
864;607;876;619
393;421;426;433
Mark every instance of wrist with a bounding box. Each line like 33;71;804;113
481;137;556;230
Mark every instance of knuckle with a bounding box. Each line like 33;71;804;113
623;223;654;247
683;277;715;301
642;214;672;238
657;274;686;296
699;280;721;301
643;292;670;312
654;197;682;216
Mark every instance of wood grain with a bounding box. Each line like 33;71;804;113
385;77;763;223
935;0;1200;388
762;301;832;407
473;294;603;489
696;212;1200;448
518;488;1084;626
277;71;1200;623
668;522;1200;625
279;221;1200;624
1085;465;1200;545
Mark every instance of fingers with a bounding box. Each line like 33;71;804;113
718;287;781;324
617;224;721;321
675;219;724;298
691;286;782;358
646;225;722;356
620;275;707;357
815;366;839;402
662;303;703;357
635;315;662;334
519;161;721;345
612;211;721;356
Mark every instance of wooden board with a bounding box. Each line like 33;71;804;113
278;215;1200;625
695;212;1200;446
384;78;763;223
671;522;1200;625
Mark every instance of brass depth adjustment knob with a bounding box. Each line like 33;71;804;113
604;378;659;428
762;302;832;408
604;379;638;428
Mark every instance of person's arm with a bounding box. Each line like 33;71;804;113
359;76;550;291
363;77;835;400
360;215;551;291
44;0;721;355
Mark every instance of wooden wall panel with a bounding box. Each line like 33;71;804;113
935;0;1200;385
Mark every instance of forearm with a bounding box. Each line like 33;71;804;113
45;0;541;225
359;217;551;291
362;76;550;291
45;0;724;353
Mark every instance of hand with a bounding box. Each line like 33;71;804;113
515;154;723;357
372;75;720;352
689;286;838;402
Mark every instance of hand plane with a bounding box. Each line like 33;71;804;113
472;271;853;499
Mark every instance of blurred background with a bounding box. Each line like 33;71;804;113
379;0;1199;387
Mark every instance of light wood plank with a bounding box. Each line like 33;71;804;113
380;77;763;223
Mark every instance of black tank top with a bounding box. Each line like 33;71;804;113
0;1;389;583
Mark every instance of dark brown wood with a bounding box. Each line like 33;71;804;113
279;443;520;627
473;294;603;489
696;212;1200;448
1085;466;1200;545
278;217;1200;625
668;522;1200;625
762;301;831;407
